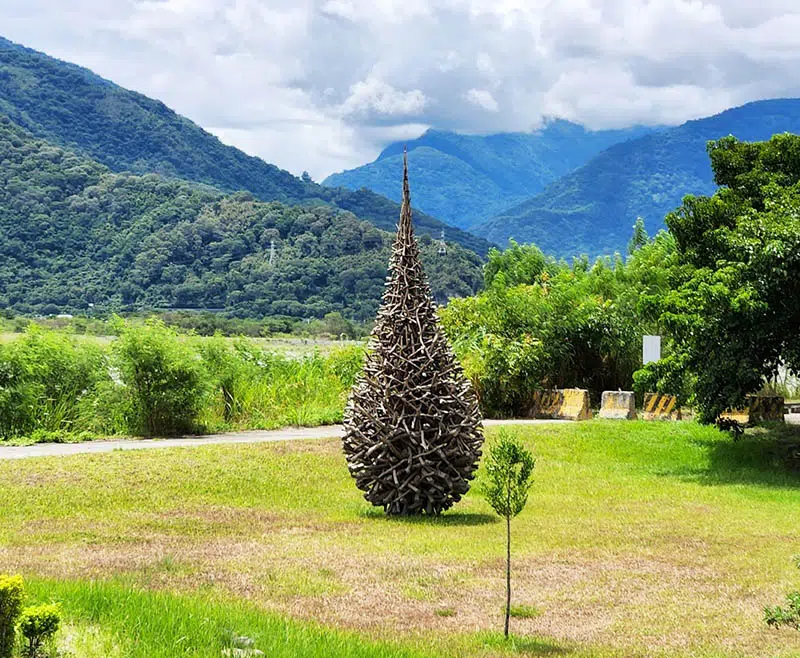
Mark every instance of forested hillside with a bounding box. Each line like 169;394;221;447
473;99;800;257
0;36;492;255
0;117;483;319
323;122;654;229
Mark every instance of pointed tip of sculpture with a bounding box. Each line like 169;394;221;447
399;145;412;238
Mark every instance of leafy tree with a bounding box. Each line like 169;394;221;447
627;216;649;254
482;430;535;638
659;134;800;421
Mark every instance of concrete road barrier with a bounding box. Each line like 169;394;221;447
599;391;637;420
721;395;784;425
748;395;784;422
531;389;563;419
557;388;592;421
531;389;591;420
643;393;681;420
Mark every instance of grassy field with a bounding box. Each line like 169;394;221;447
3;421;800;657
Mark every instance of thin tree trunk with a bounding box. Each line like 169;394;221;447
505;512;511;638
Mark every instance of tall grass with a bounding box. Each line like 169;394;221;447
196;334;363;432
0;323;364;443
27;579;428;658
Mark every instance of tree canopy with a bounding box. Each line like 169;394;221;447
0;117;483;320
659;133;800;420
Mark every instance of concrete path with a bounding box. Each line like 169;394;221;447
0;419;558;461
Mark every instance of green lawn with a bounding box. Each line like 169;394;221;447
2;421;800;657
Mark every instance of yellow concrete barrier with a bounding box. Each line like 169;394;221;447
749;395;784;422
599;391;637;420
643;392;681;420
720;395;784;425
531;389;563;419
531;389;591;420
557;388;592;421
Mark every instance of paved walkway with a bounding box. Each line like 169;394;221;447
0;419;558;461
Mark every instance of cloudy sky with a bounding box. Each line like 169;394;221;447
4;0;800;179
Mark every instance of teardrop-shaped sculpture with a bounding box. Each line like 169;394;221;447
342;149;484;515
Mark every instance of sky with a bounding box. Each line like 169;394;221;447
3;0;800;180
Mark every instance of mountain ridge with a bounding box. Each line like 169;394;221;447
0;35;493;255
472;98;800;257
323;121;656;229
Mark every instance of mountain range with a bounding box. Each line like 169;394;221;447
329;99;800;257
0;35;492;257
323;122;654;230
474;99;800;255
0;37;484;319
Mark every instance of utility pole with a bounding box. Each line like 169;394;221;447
438;229;447;255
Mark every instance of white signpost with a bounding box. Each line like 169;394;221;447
643;335;661;364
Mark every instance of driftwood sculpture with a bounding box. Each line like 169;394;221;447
342;149;484;515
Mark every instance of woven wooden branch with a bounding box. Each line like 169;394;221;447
342;150;484;515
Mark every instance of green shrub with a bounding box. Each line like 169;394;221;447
113;320;209;436
0;327;108;439
196;335;260;423
0;574;24;658
765;557;800;631
18;603;61;657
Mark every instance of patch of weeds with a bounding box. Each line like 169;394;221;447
258;566;343;599
474;631;568;655
434;607;456;618
509;604;542;619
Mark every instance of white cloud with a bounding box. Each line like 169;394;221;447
339;75;428;118
465;89;499;112
2;0;800;179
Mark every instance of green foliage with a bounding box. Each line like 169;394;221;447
0;575;24;658
483;431;536;520
627;217;649;254
660;133;800;422
0;323;364;443
18;603;60;658
0;38;492;256
442;239;673;416
482;430;535;639
474;99;800;257
765;557;800;631
324;123;654;230
0;328;108;439
508;604;541;619
0;117;483;320
112;320;209;437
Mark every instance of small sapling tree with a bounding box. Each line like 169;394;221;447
483;430;535;638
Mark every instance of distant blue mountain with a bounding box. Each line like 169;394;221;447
473;99;800;257
323;122;655;229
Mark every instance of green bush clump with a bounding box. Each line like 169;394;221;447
442;239;670;417
197;342;364;431
0;328;108;440
18;604;61;658
113;320;209;437
765;557;800;631
0;575;24;658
